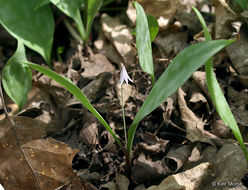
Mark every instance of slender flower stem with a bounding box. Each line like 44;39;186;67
121;85;127;147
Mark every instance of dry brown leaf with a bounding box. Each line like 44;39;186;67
177;88;214;145
202;144;247;190
132;153;170;184
94;32;124;65
226;29;248;76
147;162;214;190
116;83;133;106
101;13;136;66
79;113;99;148
0;116;84;189
165;145;192;173
227;87;248;126
213;0;239;39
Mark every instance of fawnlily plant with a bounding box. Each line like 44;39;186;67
0;0;104;109
192;6;248;164
1;2;236;170
23;38;234;169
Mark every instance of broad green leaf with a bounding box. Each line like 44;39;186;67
147;15;159;42
85;0;103;42
24;61;123;148
192;6;248;164
134;2;154;84
127;39;235;159
2;41;32;110
234;0;247;10
0;0;54;64
132;15;159;42
50;0;86;41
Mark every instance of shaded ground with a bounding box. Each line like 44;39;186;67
0;0;248;189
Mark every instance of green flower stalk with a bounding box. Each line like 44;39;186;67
119;63;133;146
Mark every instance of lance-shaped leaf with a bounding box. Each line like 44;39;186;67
0;0;54;64
127;39;235;159
134;1;155;84
24;61;123;148
192;6;248;164
2;41;32;110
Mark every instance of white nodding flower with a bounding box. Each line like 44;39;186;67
119;63;133;85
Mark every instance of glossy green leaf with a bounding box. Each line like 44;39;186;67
134;2;154;84
85;0;103;42
234;0;247;10
192;6;248;164
50;0;86;41
147;15;159;42
24;61;123;148
127;39;235;159
2;41;32;110
0;0;54;64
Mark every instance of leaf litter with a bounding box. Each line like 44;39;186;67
1;0;248;189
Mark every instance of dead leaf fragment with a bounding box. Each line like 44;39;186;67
116;173;130;190
177;88;214;145
132;153;170;183
165;145;192;172
147;162;214;190
101;13;135;65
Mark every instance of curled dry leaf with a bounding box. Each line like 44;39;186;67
165;145;192;172
177;88;214;145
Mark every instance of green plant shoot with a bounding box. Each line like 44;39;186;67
134;1;155;85
2;41;32;110
192;6;248;164
127;39;234;160
24;61;123;148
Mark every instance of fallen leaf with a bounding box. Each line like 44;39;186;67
0;116;84;189
116;173;130;190
101;13;136;66
132;153;170;183
177;88;214;145
165;145;192;172
147;162;214;190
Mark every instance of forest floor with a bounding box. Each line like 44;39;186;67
0;0;248;189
